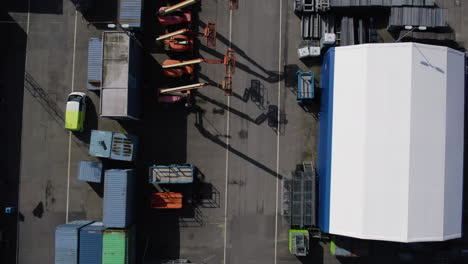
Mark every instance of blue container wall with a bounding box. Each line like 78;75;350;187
87;37;103;91
317;48;335;233
55;221;92;264
78;161;103;183
79;223;104;264
103;169;136;228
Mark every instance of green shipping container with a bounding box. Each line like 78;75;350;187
102;229;133;264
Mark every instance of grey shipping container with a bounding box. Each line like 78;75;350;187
79;222;105;264
118;0;143;29
87;37;103;91
103;169;136;228
100;31;142;120
77;161;103;183
55;220;93;264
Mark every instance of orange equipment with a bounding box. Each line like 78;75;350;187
158;0;199;16
163;34;194;52
158;9;192;25
156;21;217;47
151;192;183;209
162;60;195;78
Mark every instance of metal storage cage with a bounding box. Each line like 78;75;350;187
297;72;314;103
87;38;103;91
103;169;136;228
282;162;317;228
55;220;93;264
110;132;138;162
77;161;103;183
148;165;194;184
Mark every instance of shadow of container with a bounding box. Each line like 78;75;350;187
0;10;27;264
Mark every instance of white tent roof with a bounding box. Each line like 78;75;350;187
328;43;465;242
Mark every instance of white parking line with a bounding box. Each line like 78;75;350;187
65;10;79;224
223;8;234;264
274;0;283;263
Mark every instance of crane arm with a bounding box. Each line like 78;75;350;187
160;83;208;94
158;0;199;15
156;29;190;41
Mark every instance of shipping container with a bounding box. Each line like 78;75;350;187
148;165;194;184
87;38;103;91
118;0;143;29
79;222;105;264
102;228;135;264
89;130;138;162
103;169;136;228
55;220;93;264
77;161;103;183
100;31;142;120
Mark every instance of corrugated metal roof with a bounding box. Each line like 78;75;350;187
119;0;143;28
88;38;103;91
102;229;128;264
77;161;103;183
55;221;93;264
110;133;138;161
103;169;135;228
89;130;113;158
79;222;105;264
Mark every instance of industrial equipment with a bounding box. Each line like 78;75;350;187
157;49;236;103
289;229;310;256
158;0;199;16
162;34;195;52
158;10;192;25
297;72;314;103
151;192;183;209
156;22;217;47
149;165;194;184
298;40;320;58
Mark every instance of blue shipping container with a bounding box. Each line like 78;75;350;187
88;37;103;90
103;169;136;228
55;220;93;264
79;222;105;264
78;161;103;183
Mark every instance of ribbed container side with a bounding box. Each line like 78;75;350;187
89;130;113;158
102;229;128;264
55;221;93;264
79;222;105;264
88;38;103;90
78;161;103;183
103;169;136;228
119;0;143;28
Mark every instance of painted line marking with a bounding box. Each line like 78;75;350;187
223;8;234;264
66;10;78;223
274;0;283;263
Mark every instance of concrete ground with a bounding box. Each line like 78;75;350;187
2;1;468;264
